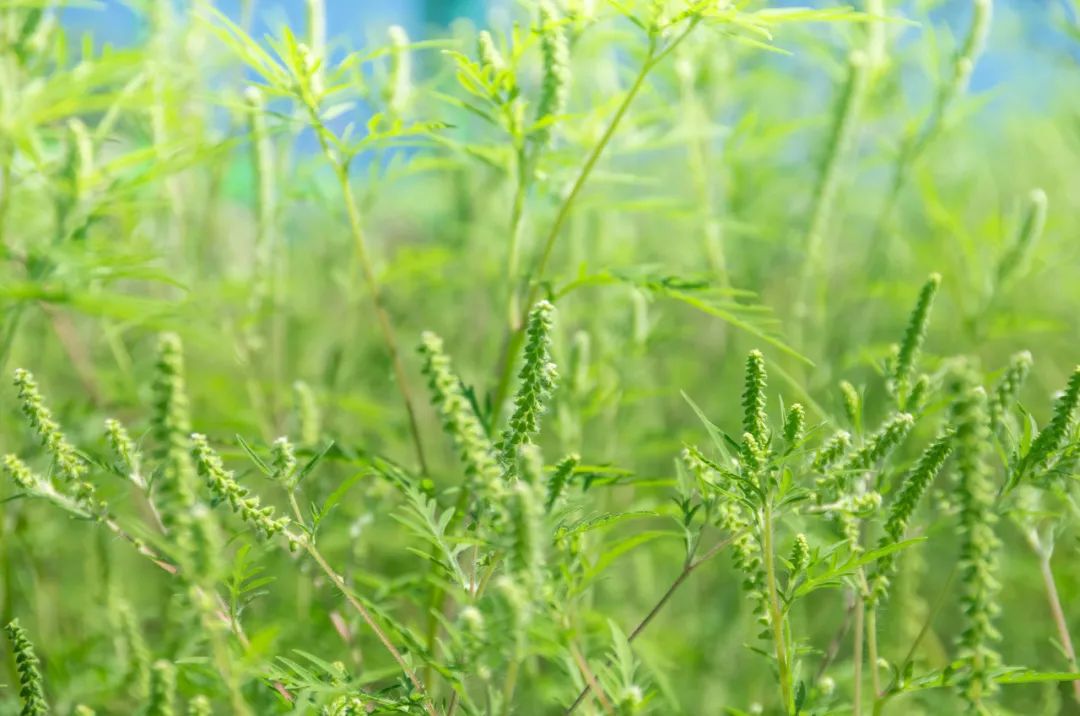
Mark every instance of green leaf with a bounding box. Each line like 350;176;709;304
795;538;927;598
557;511;659;540
682;391;737;465
311;470;362;533
994;669;1080;685
581;529;680;585
295;441;336;487
663;287;811;365
236;434;272;476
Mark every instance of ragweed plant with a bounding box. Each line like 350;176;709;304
498;300;557;472
868;430;954;604
417;330;502;489
1014;366;1080;484
949;369;1001;713
4;619;48;716
12;368;100;512
190;433;292;540
887;273;940;408
2;1;1080;714
147;660;177;716
150;333;203;563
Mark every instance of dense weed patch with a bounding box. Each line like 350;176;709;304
2;1;1080;714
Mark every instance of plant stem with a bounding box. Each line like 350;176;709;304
300;539;436;716
99;515;259;653
304;97;428;475
85;507;273;707
287;491;305;525
682;73;729;287
898;562;957;675
763;500;795;714
491;20;700;422
490;323;527;428
794;46;869;351
421;484;475;689
39;304;101;405
853;593;865;716
569;641;615;716
564;533;737;713
527;57;649;302
874;564;960;715
795;0;887;356
868;0;991;270
866;601;881;702
501;659;520;714
148;4;186;259
815;591;857;683
0;147;11;247
334;167;429;475
1033;537;1080;703
203;612;253;716
506;144;530;331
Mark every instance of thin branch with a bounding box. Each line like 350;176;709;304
39;304;103;406
816;592;857;682
303;101;429;476
299;540;437;716
335;168;429;476
569;641;615;716
853;593;865;716
1029;533;1080;704
565;532;737;714
867;600;882;703
763;499;795;713
490;18;701;422
871;564;958;715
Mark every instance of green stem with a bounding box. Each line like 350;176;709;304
565;532;739;713
148;7;186;257
853;592;865;716
202;612;252;716
872;693;885;716
506;144;531;331
501;659;520;714
491;20;700;421
867;601;881;704
681;62;729;286
527;57;648;298
283;483;434;712
300;539;437;716
302;96;428;474
795;0;886;354
763;501;794;714
335;169;428;474
875;565;959;714
869;0;991;265
1028;532;1080;704
287;491;305;525
421;484;473;691
0;146;11;248
248;89;284;427
899;562;956;675
794;49;869;348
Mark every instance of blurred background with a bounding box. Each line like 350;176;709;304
60;1;1080;90
4;0;1080;713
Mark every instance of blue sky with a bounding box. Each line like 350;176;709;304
58;1;1077;130
62;1;1079;75
54;1;1076;191
61;0;487;46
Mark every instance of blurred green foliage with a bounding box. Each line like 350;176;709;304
1;0;1080;714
